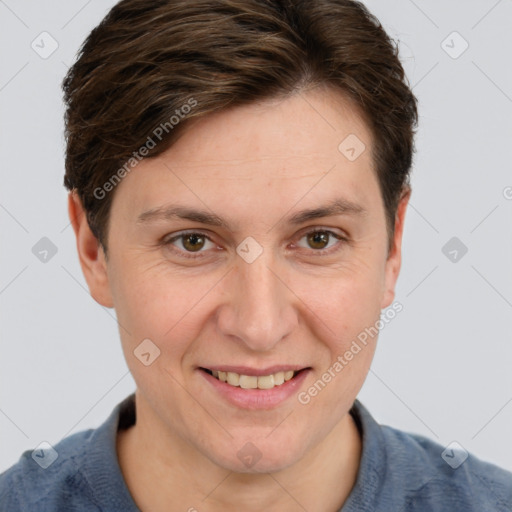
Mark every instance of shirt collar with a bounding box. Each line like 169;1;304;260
83;393;432;511
81;392;139;511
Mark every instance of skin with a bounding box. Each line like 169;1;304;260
69;85;410;512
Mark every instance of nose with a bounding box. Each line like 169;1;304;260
216;250;299;352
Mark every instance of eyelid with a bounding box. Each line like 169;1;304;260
162;230;218;259
295;225;348;240
162;226;349;259
291;227;348;255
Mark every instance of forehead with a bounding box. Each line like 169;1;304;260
170;87;372;171
111;87;378;222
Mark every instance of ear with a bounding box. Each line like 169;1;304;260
381;187;411;309
68;191;114;308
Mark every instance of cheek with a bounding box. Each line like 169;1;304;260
296;273;381;418
108;258;222;360
108;235;386;362
291;261;383;400
294;262;385;340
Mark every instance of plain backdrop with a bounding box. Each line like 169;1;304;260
1;0;511;475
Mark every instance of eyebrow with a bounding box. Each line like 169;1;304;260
136;198;367;229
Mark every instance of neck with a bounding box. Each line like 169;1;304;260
117;393;361;512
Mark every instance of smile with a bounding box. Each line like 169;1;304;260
203;369;298;389
198;366;311;409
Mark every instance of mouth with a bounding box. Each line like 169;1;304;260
200;367;308;390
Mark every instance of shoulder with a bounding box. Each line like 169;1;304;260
380;423;512;511
0;428;99;512
0;393;137;512
348;400;512;512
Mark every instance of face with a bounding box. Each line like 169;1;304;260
72;86;408;473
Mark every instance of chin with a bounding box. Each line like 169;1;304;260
206;441;304;475
226;457;297;475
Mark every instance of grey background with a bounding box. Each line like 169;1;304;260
1;0;511;474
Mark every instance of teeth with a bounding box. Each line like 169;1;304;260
239;375;258;389
274;371;285;385
257;374;275;389
209;369;297;389
226;372;240;386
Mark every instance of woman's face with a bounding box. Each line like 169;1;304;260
85;87;407;473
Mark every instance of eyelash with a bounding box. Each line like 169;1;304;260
161;228;349;260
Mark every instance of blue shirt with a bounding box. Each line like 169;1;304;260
1;393;511;511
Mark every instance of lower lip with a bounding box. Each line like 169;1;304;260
199;369;311;410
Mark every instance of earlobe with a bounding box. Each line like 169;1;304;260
68;191;114;308
381;187;411;309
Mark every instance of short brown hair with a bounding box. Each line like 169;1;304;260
63;0;418;254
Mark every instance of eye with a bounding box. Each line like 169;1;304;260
163;231;217;258
162;228;348;260
294;229;347;255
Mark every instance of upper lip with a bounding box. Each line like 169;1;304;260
200;365;310;376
